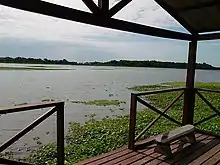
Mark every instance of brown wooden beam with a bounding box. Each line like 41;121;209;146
137;97;183;125
0;107;57;152
135;91;184;142
155;0;198;35
0;101;63;114
198;32;220;41
179;1;220;11
82;0;100;14
183;40;198;125
109;0;132;17
98;0;109;12
128;93;137;150
0;0;192;41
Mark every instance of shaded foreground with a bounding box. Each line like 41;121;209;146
2;82;220;164
76;131;220;165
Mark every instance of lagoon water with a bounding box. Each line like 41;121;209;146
0;63;220;152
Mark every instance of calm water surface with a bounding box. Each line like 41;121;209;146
0;64;220;151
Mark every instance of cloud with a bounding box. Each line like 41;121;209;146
0;0;219;66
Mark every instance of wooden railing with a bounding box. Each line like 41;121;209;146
128;87;220;150
0;101;65;165
194;88;220;126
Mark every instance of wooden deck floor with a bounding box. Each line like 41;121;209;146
76;130;220;165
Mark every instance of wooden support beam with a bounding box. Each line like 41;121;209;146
135;92;184;142
179;1;220;11
137;97;183;126
82;0;100;14
155;0;198;35
183;40;198;125
128;93;137;150
57;102;65;165
198;32;220;41
98;0;109;12
0;0;192;41
109;0;132;17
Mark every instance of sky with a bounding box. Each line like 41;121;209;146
0;0;219;66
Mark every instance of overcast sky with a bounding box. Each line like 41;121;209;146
0;0;219;66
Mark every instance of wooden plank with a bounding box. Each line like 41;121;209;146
131;133;202;165
203;151;220;165
115;153;146;164
0;0;192;41
176;139;220;165
189;142;220;164
196;129;220;138
87;149;133;165
159;134;214;165
155;125;195;143
146;134;204;165
76;147;128;165
104;151;138;165
0;101;63;114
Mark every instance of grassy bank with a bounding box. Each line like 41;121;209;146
4;82;220;164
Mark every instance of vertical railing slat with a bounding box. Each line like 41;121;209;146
57;102;65;165
128;93;137;150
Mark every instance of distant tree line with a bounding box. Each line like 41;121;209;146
0;57;78;65
0;57;219;70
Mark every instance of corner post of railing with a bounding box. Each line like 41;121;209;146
57;102;65;165
128;93;137;150
183;39;197;125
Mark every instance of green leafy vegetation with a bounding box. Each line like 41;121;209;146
7;82;220;164
71;100;126;106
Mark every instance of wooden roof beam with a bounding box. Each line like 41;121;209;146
179;1;220;12
82;0;100;14
155;0;198;35
198;32;220;41
109;0;132;17
98;0;109;14
0;0;192;41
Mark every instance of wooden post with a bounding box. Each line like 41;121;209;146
98;0;109;15
128;93;137;150
183;40;197;125
57;102;65;165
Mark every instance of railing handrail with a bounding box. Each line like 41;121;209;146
0;101;64;114
129;87;220;150
0;101;65;165
135;87;185;96
196;88;220;94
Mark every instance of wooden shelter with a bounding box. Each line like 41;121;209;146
0;0;220;164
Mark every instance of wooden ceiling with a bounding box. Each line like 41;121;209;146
155;0;220;34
